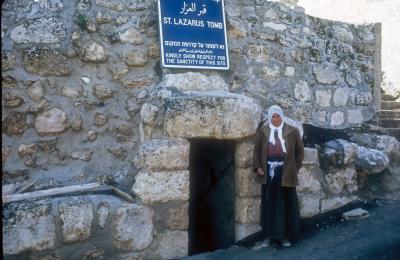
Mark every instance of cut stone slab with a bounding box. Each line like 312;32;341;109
112;203;154;252
134;139;189;171
342;208;369;220
158;230;188;259
235;168;261;197
161;72;229;92
164;92;261;140
235;140;255;168
3;201;56;255
298;194;321;218
297;167;322;193
59;198;93;243
325;167;358;194
132;170;189;204
235;197;261;223
303;148;319;165
321;196;358;213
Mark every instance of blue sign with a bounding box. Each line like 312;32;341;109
158;0;229;70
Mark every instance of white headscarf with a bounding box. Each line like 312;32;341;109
267;105;286;153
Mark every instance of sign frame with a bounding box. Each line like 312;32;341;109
157;0;230;70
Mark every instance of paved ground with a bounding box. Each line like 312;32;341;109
184;200;400;260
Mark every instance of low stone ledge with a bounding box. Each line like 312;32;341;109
132;171;190;204
134;139;189;171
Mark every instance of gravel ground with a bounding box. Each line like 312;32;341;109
184;199;400;260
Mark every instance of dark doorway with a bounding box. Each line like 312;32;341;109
188;139;235;256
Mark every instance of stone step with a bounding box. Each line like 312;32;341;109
377;109;400;119
377;118;400;129
381;94;398;101
381;101;400;110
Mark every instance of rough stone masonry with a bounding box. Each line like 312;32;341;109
2;0;399;259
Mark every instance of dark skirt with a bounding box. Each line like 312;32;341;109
260;157;300;240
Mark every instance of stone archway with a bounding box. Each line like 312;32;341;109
132;72;263;258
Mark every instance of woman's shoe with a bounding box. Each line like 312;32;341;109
282;239;291;247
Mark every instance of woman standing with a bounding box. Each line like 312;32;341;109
253;105;304;247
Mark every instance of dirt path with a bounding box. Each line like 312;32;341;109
184;200;400;260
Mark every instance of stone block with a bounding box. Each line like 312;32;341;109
235;197;261;223
313;64;341;85
166;202;189;230
140;103;159;126
81;41;107;63
59;198;93;243
333;87;350;107
134;139;189;171
161;72;228;92
23;47;71;76
298;194;321;218
330;111;344;126
164;93;261;140
303;148;318;165
294;80;311;102
321;196;357;213
3;201;56;255
356;146;389;174
297;166;322;193
132;171;190;204
348;109;363;124
235;168;261;197
112;203;154;251
34;108;68;135
235;223;262;242
158;230;188;259
315;89;332;107
235;140;255;168
325;167;358;194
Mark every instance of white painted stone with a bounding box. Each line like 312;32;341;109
313;65;341;85
132;171;189;204
235;168;261;197
235;140;255;168
134;139;189;171
81;41;107;62
321;196;358;213
81;76;90;84
348;109;363;124
315;89;331;107
140;103;159;126
158;230;188;259
119;28;143;44
35;108;68;135
3;202;56;255
297;167;322;193
112;203;154;251
333;25;354;43
325;167;358;194
355;146;389;174
235;197;261;223
330;111;344;126
333;87;350;107
164;92;261;140
10;17;66;44
235;223;262;242
284;66;295;77
59;199;93;243
162;72;228;92
303;148;319;165
298;195;321;218
294;80;312;102
262;22;287;31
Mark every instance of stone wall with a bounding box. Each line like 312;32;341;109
1;0;389;259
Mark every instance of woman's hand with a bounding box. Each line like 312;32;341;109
256;168;265;176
